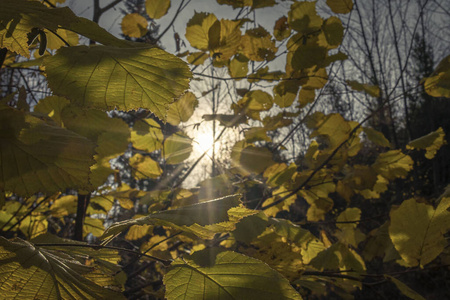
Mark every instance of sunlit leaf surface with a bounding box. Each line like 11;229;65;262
164;250;302;300
45;45;191;120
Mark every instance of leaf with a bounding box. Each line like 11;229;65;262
228;53;249;79
185;12;218;51
389;197;450;267
217;0;276;9
386;276;426;300
44;28;79;50
84;217;104;238
187;51;208;65
363;127;391;148
146;0;171;20
209;19;243;61
326;0;353;14
164;251;302;300
241;26;277;61
347;80;380;97
288;1;323;35
406;127;446;159
372;150;413;180
101;195;254;240
322;16;343;49
50;195;78;218
129;153;162;179
239;146;275;174
44;45;191;120
310;242;365;273
0;237;124;299
274;16;291;41
167;92;198;125
131;118;163;152
274;80;300;108
424;54;450;98
121;13;148;38
0;104;95;196
163;132;193;164
0;0;79;57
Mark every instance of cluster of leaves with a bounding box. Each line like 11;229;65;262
1;0;450;299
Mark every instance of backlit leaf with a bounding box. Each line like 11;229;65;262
372;150;413;180
164;251;302;300
389;197;450;267
239;146;275;174
288;1;323;35
347;80;380;97
0;237;124;299
274;16;291;41
406;127;446;159
0;104;95;196
185;12;218;51
364;127;391;148
326;0;353;14
45;45;191;120
146;0;171;20
424;55;450;98
129;153;162;179
241;27;277;61
101;195;251;240
163;132;193;164
167;91;198;126
228;54;249;79
121;13;148;38
131;118;163;152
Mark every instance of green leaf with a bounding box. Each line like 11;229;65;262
146;0;171;20
385;275;426;300
424;55;450;98
164;251;302;300
406;127;446;159
44;45;191;120
389;197;450;267
239;145;275;174
326;0;353;14
0;104;95;196
0;237;124;299
167;92;198;126
121;13;148;38
101;195;253;240
163;132;193;164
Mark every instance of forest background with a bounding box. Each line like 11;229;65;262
0;0;449;299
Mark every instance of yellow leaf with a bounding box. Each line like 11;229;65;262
274;80;300;108
389;197;450;267
131;118;163;152
288;1;323;35
34;96;70;127
121;13;148;38
45;46;192;120
129;153;162;179
209;19;243;61
50;195;77;218
185;12;218;51
241;26;277;61
239;145;275;174
424;55;450;98
326;0;353;14
347;80;380;97
273;16;291;41
125;224;152;240
84;217;104;237
322;16;343;49
335;208;366;247
44;28;79;49
87;195;114;215
364;127;391;148
146;0;171;19
406;127;446;159
187;51;208;65
167;91;198;126
372;150;413;180
163;132;193;165
228;53;249;79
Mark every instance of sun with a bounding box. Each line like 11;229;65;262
192;129;215;156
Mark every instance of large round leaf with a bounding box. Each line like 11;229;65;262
45;45;192;120
164;250;302;300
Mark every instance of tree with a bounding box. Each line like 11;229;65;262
0;0;449;299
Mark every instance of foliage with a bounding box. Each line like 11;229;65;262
0;0;449;299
